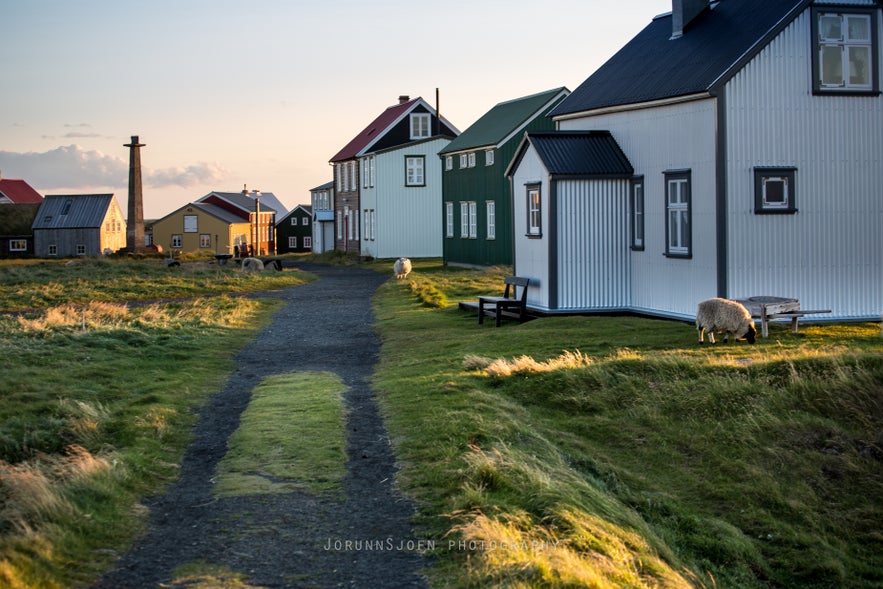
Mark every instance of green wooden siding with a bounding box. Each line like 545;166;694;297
442;114;558;267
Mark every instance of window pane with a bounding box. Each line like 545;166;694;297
848;46;870;86
819;14;842;41
846;15;869;41
821;45;843;86
763;178;787;205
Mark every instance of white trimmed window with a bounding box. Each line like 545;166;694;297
289;236;297;248
406;156;425;186
664;171;691;257
459;154;468;169
410;113;431;139
48;244;58;256
445;156;453;171
486;201;495;240
527;185;542;237
76;244;86;256
304;236;312;249
814;9;877;93
199;234;211;248
468;202;477;238
9;239;26;252
445;202;454;237
171;234;182;248
184;214;198;233
467;152;476;168
485;150;494;166
302;216;309;225
459;201;469;237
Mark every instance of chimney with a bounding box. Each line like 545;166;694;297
398;95;410;104
671;0;707;39
123;135;146;253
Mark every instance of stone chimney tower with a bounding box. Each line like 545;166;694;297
124;135;146;253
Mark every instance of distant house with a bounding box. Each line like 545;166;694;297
439;87;569;267
32;194;126;257
276;204;313;254
196;190;283;256
508;0;882;322
0;177;43;256
329;95;459;256
310;181;335;254
0;177;44;204
150;201;251;256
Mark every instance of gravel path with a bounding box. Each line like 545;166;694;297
93;263;427;588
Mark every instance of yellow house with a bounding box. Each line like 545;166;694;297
151;202;251;255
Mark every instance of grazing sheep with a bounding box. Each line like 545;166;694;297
696;298;757;344
393;257;412;279
241;257;264;272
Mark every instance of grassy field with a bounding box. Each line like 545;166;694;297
0;257;311;588
1;255;881;588
373;260;883;588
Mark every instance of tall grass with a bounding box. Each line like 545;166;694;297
0;261;293;588
372;262;883;588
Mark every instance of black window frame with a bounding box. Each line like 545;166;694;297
811;6;880;96
664;170;692;259
754;167;798;214
525;183;542;238
630;176;645;251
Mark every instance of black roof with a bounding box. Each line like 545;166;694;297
506;131;634;178
550;0;808;117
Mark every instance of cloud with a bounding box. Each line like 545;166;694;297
0;145;229;190
64;132;103;139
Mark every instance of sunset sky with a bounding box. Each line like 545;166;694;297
1;0;672;219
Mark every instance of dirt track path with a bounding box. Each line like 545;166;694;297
93;264;427;588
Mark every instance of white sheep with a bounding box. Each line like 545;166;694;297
241;257;264;272
394;257;412;279
696;298;757;345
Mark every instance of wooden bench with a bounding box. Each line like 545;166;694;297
477;276;530;327
735;296;831;337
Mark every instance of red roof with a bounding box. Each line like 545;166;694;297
0;178;43;204
330;97;422;162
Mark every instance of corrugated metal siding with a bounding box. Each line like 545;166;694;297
511;147;550;310
726;9;883;319
369;137;449;258
559;99;719;318
556;180;630;310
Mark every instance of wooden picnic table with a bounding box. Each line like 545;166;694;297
735;296;831;337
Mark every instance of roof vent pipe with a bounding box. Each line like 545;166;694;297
671;0;708;38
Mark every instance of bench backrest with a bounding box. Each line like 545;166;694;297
503;276;530;301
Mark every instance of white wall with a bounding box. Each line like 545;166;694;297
725;9;883;319
560;99;719;319
511;146;551;309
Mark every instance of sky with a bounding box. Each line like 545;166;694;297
1;0;673;219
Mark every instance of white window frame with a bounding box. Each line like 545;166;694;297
664;171;691;258
459;154;468;169
445;156;453;171
302;216;309;226
199;234;212;248
486;201;496;240
48;244;58;256
405;156;425;186
304;236;312;249
445;202;454;237
76;244;86;256
815;10;876;92
485;149;494;166
183;214;198;233
526;185;542;237
468;202;477;238
459;201;469;238
410;113;431;139
289;236;297;248
9;239;27;252
171;234;182;248
467;152;476;168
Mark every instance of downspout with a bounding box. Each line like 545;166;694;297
714;90;728;298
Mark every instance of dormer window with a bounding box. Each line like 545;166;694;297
813;8;878;94
410;113;431;139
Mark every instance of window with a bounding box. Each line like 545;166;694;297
664;171;691;258
485;150;495;166
171;234;182;248
302;217;309;225
289;236;297;248
304;236;312;249
630;177;645;251
199;234;212;248
61;200;73;215
48;244;57;256
754;167;797;214
336;212;342;239
460;201;469;237
362;156;375;188
445;156;453;171
76;244;86;256
184;214;198;233
410;113;431;139
467;152;476;168
526;184;542;237
9;239;26;252
468;202;477;238
486;201;496;240
363;209;376;241
445;202;454;237
813;8;878;93
336;164;343;192
459;154;468;169
406;156;425;186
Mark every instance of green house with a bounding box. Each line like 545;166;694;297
439;87;569;267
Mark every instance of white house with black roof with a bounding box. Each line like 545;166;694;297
510;0;882;321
